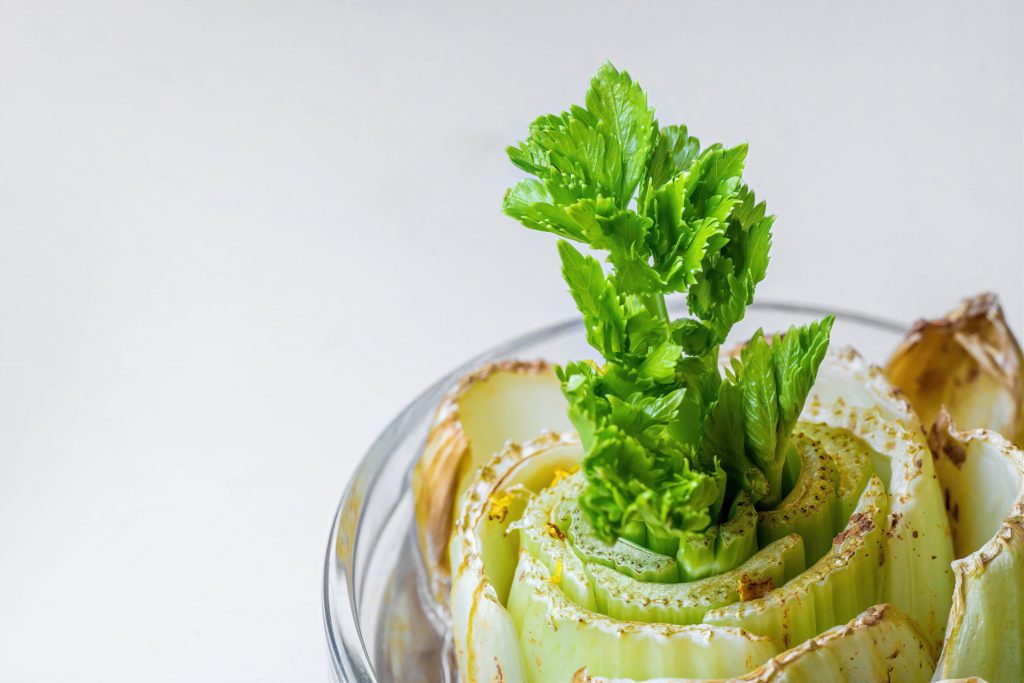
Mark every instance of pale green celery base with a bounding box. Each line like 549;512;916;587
561;486;679;583
507;551;781;682
451;436;583;604
449;436;583;683
676;527;716;580
621;519;648;546
518;473;597;610
713;492;758;573
796;421;873;524
448;350;962;682
758;433;839;564
704;476;887;648
802;382;954;652
644;522;680;556
591;533;805;625
675;493;758;581
780;440;800;494
858;409;954;653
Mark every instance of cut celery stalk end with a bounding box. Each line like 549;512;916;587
517;472;596;611
574;604;935;683
562;495;679;583
644;521;680;556
676;526;717;581
676;493;758;581
453;436;584;606
621;519;648;547
590;533;805;625
758;433;840;564
715;492;759;574
705;475;887;648
796;421;874;525
507;551;781;682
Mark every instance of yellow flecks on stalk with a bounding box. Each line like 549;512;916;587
550;466;580;487
487;492;515;523
544;522;566;540
549;560;563;585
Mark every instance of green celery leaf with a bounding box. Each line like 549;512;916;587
773;316;836;441
503;63;834;556
645;124;701;191
584;63;656;206
557;240;626;358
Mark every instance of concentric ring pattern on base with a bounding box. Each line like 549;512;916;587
323;301;906;683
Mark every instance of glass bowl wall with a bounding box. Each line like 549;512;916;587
323;301;907;683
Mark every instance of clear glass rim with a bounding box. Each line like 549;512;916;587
321;300;908;682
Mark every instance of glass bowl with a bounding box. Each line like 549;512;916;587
322;301;907;683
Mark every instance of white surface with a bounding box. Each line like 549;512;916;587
0;1;1021;680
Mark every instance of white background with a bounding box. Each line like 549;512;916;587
1;1;1021;680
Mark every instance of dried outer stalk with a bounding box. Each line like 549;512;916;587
448;432;581;683
886;293;1024;445
412;359;570;604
